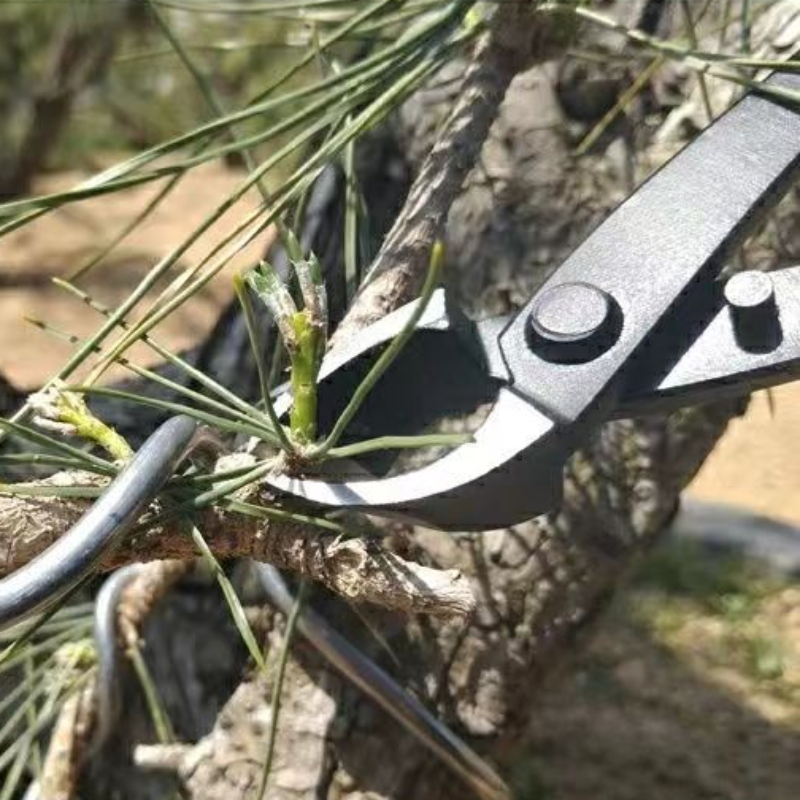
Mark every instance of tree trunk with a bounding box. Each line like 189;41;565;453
73;3;800;797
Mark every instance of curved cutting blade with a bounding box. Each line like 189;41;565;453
265;70;800;531
268;386;563;531
263;290;566;530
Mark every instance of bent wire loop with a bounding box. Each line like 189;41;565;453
0;406;508;799
88;554;510;800
0;415;208;632
92;563;510;800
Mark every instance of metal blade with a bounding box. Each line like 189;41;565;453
620;266;800;416
500;70;800;427
269;386;562;531
265;291;565;531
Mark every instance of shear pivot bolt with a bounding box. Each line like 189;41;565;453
528;282;619;363
724;270;780;352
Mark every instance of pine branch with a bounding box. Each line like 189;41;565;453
332;0;578;345
0;468;474;619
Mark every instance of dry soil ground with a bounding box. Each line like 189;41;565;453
0;162;269;387
0;165;798;799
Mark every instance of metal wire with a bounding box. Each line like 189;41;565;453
2;408;509;799
254;563;511;800
92;564;143;752
94;562;509;800
0;415;206;632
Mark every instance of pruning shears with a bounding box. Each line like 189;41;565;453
3;71;800;627
267;69;800;531
4;65;800;800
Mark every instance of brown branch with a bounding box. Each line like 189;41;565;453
118;560;192;649
0;471;474;619
39;684;96;800
332;1;577;345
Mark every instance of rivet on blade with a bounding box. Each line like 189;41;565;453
724;270;781;352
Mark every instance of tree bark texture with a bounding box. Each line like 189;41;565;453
20;2;800;798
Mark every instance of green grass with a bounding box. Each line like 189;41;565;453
628;540;797;699
630;539;784;619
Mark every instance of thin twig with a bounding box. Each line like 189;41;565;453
117;560;193;649
38;683;96;800
256;581;308;800
332;0;576;344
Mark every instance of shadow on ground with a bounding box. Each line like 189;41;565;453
516;536;800;800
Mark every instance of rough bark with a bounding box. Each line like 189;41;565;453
0;469;474;619
132;6;800;800
5;2;798;798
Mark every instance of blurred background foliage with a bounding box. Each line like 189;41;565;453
0;0;320;193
